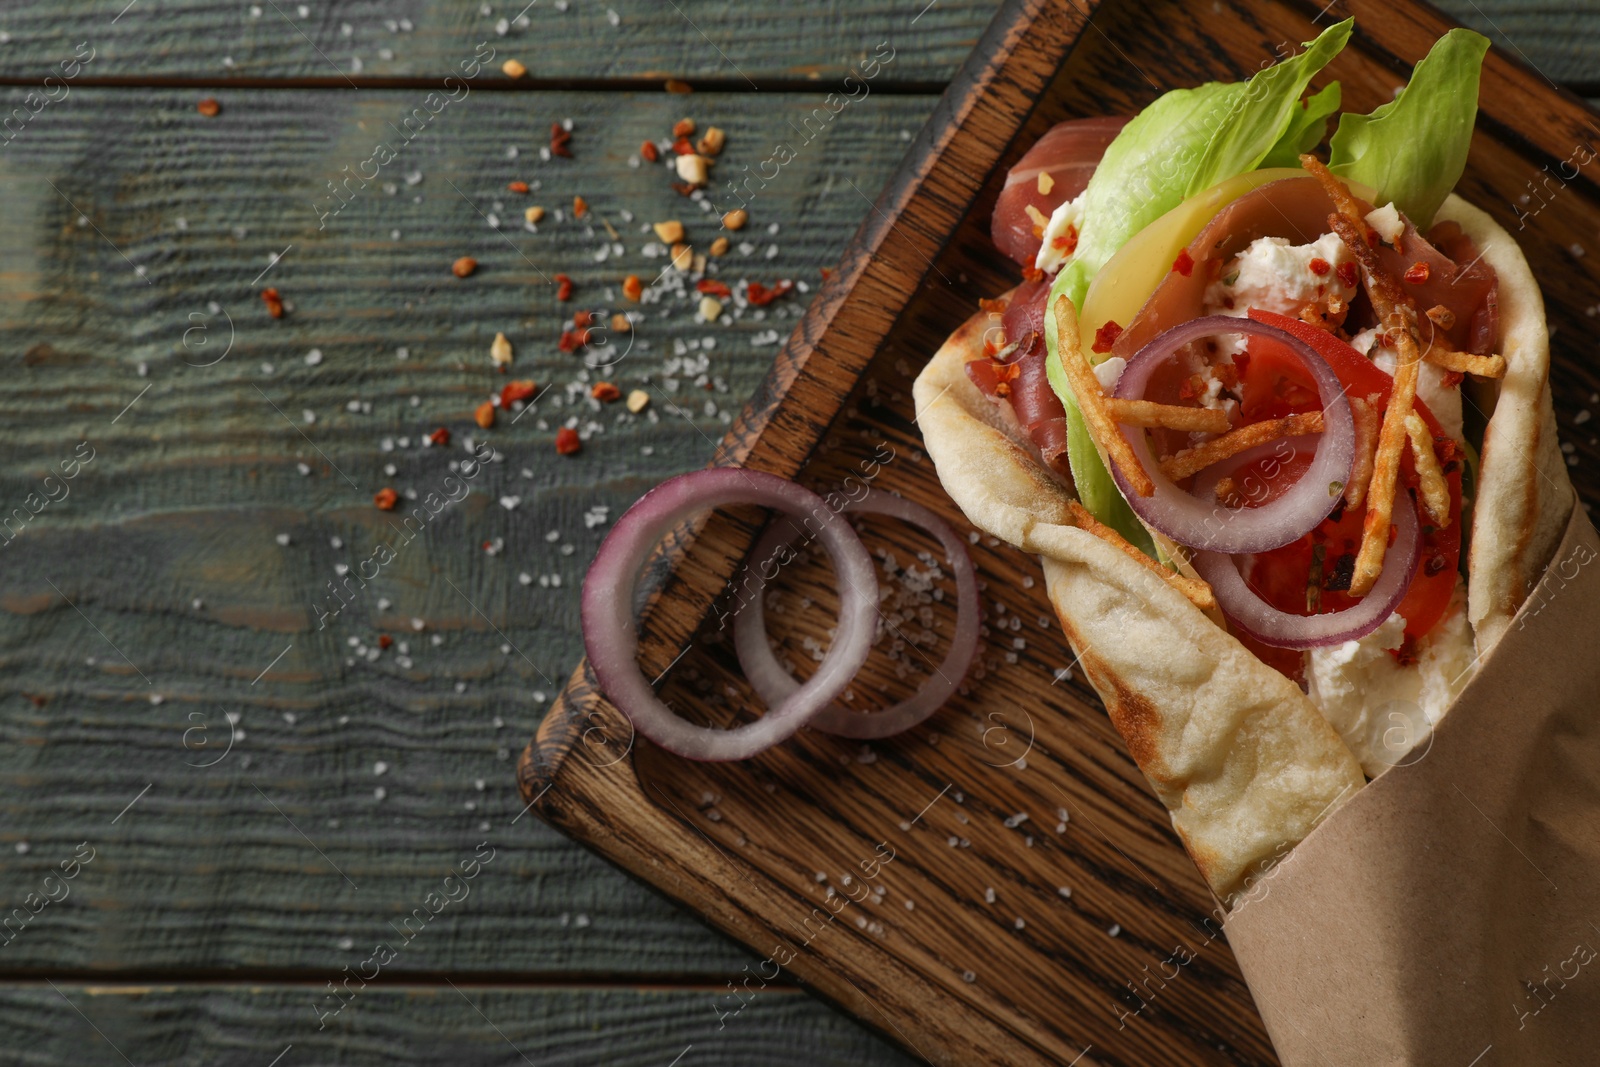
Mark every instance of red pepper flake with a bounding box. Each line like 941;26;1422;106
377;634;393;650
1021;266;1046;283
819;267;833;280
558;328;591;353
1308;257;1331;276
745;280;793;306
591;381;621;402
671;137;695;156
1051;224;1079;255
572;195;589;219
1441;370;1465;388
501;380;537;407
549;123;572;158
452;256;477;278
261;287;284;318
427;427;452;447
1091;320;1123;354
197;97;221;117
1403;261;1431;285
622;274;643;302
1178;374;1204;401
1172;249;1195;276
640;140;659;163
978;296;1009;314
669;180;696;197
507;180;529;194
475;401;496;429
373;487;399;511
554;273;573;301
555;427;582;455
1336;261;1359;288
983;338;1001;358
696;279;732;298
573;309;594;329
664;79;693;95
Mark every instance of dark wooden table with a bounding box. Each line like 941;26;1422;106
0;2;1593;1064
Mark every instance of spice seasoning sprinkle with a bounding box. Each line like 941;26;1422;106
622;274;643;301
197;97;221;117
261;287;284;318
640;140;659;163
591;381;621;402
549;122;573;158
507;180;529;194
427;427;451;447
373;488;399;511
501;380;537;407
555;427;582;454
452;256;477;278
554;273;573;301
573;195;588;218
475;401;496;429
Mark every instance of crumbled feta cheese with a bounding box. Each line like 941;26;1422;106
1035;190;1087;275
1364;202;1405;245
1202;233;1358;356
1306;578;1476;777
1092;355;1126;392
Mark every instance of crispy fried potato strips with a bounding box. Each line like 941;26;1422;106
1052;295;1155;497
1064;499;1217;612
1423;343;1507;379
1345;394;1381;510
1104;397;1231;434
1405;414;1453;526
1159;411;1325;483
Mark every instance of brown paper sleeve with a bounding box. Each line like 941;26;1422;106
1223;505;1600;1067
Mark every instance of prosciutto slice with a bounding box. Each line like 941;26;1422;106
991;117;1127;268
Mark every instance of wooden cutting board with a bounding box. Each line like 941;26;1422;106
519;1;1600;1063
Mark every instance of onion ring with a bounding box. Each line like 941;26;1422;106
1188;440;1422;648
732;490;980;740
1110;316;1355;554
581;469;879;761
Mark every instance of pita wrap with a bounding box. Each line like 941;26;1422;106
914;193;1571;903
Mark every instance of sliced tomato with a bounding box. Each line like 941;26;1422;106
1235;310;1463;645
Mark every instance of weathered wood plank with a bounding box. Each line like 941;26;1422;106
0;983;918;1065
0;2;1591;88
0;88;944;977
0;0;994;85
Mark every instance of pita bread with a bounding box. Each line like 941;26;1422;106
914;193;1568;904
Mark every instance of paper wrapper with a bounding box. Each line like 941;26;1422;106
1224;505;1600;1066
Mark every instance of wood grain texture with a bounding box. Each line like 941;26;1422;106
0;983;918;1066
524;0;1600;1065
0;0;993;86
0;87;947;980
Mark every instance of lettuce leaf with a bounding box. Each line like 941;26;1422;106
1259;81;1342;169
1044;20;1352;545
1328;28;1490;229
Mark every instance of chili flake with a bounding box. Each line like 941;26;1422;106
427;427;451;447
1336;261;1359;288
1403;261;1431;285
573;195;588;219
501;380;537;407
1091;320;1123;354
554;273;573;301
670;180;696;197
507;180;529;194
1172;249;1195;276
671;138;695;156
573;309;594;329
261;287;284;318
1021;266;1046;283
591;381;621;402
1308;256;1331;276
197;97;221;117
978;296;1009;314
622;274;643;302
640;140;660;163
696;279;732;298
549;122;573;158
664;79;692;95
374;488;399;511
452;256;477;278
475;402;496;429
745;280;792;306
377;634;393;650
1051;224;1079;255
555;427;582;455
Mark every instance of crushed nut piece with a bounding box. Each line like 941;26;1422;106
622;274;643;301
709;236;730;256
475;401;496;429
626;389;650;414
610;313;631;333
672;117;696;138
698;295;723;321
501;58;527;78
670;243;693;271
374;488;399;511
452;256;477;278
1036;171;1054;195
591;381;621;402
524;205;545;225
490;332;513;365
722;208;748;231
653;220;685;244
697;127;725;156
674;153;709;186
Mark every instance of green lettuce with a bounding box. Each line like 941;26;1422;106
1328;28;1490;229
1259;81;1342;169
1044;20;1352;546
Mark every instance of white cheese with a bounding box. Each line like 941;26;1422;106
1092;355;1126;392
1365;202;1405;245
1352;327;1466;445
1201;233;1359;356
1035;190;1087;275
1306;577;1476;778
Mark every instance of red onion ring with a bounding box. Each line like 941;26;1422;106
581;469;879;761
732;490;980;740
1110;316;1355;554
1187;440;1422;648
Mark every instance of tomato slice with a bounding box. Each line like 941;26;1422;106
1237;310;1463;648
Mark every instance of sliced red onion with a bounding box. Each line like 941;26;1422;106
1188;440;1422;648
581;469;879;761
732;490;980;740
1110;316;1355;554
